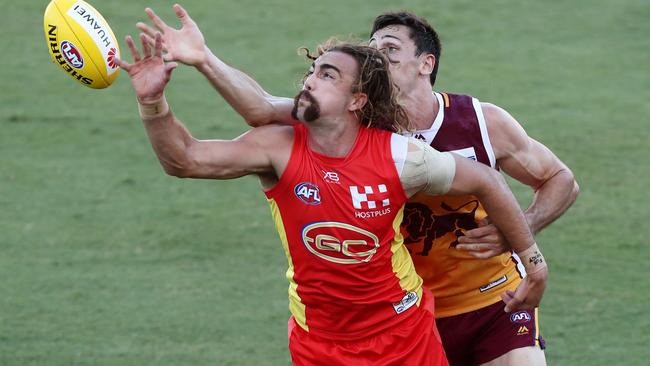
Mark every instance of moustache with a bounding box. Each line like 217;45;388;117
294;90;317;105
291;90;320;122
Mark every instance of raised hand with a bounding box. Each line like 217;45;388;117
115;33;178;104
136;4;207;67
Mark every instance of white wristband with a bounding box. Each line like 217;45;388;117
517;243;547;275
138;97;169;119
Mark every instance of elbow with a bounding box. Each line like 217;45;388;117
535;167;580;205
157;154;196;178
570;176;580;203
560;167;581;204
161;163;192;178
242;98;282;127
244;116;267;128
243;108;274;127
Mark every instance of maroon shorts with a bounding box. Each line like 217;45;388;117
287;291;449;366
436;301;545;365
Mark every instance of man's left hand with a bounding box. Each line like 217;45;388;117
501;268;548;312
456;218;511;259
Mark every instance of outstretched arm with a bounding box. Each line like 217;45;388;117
401;139;548;312
116;32;277;180
136;4;295;126
456;103;579;258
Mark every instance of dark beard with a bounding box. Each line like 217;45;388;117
291;90;320;122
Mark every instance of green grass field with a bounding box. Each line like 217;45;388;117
2;0;649;364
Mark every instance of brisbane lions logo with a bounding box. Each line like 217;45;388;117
402;200;480;256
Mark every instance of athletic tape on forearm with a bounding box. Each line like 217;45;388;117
517;243;547;274
138;97;169;120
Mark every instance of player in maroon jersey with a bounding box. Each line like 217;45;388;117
117;26;548;365
365;13;576;366
132;5;572;365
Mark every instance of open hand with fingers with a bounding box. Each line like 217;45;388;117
136;4;207;67
456;218;511;259
115;33;178;104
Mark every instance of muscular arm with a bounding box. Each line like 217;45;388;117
401;139;547;311
136;5;296;127
457;103;579;256
401;139;534;252
484;103;579;234
195;48;296;127
138;97;290;180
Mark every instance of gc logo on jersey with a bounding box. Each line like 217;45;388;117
302;222;379;264
294;182;321;205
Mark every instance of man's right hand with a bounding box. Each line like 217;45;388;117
137;4;208;67
116;33;177;104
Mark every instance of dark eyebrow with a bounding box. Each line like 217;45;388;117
318;63;342;76
382;34;402;42
369;34;402;46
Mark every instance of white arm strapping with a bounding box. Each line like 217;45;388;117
399;138;456;197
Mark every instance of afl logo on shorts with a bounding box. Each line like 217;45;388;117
302;222;379;264
510;310;531;323
60;41;84;69
294;182;321;205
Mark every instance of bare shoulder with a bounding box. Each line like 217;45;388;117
480;102;530;159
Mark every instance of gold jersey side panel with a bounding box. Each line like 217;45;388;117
390;206;424;307
268;198;308;330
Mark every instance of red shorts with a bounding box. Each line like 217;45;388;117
436;301;545;365
287;291;448;366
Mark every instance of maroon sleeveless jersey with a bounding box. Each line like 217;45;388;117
403;92;524;318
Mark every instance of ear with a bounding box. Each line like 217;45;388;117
348;92;368;112
419;53;436;77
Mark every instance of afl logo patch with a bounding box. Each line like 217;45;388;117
60;41;84;69
294;182;321;205
510;310;531;324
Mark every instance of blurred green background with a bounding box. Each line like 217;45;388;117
1;0;649;364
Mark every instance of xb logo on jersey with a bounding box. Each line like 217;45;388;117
294;182;321;205
322;170;340;184
302;222;379;264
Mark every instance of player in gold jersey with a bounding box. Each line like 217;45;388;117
133;5;577;366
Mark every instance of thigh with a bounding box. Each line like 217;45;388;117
474;304;545;365
479;346;546;366
436;313;477;366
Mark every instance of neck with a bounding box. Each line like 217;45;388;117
305;115;361;157
400;81;439;130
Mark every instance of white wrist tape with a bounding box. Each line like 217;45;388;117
517;243;547;275
138;97;169;119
